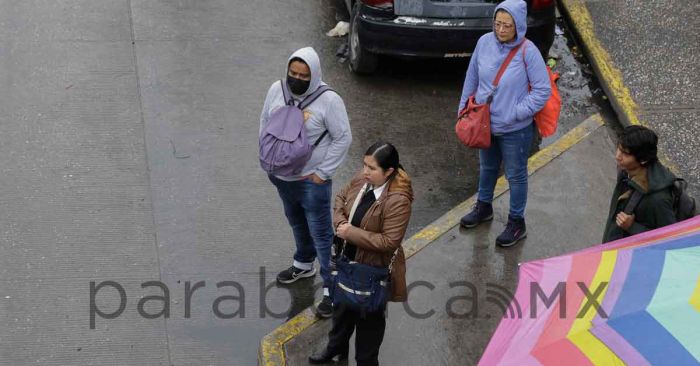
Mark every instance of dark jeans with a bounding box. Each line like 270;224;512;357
477;123;534;219
268;175;333;288
325;305;386;366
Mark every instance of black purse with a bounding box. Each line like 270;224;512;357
330;237;397;314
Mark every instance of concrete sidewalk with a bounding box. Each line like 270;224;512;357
265;115;619;365
560;0;700;199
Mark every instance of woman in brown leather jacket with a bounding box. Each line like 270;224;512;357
309;141;413;366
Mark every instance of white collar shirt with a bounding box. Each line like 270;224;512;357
370;181;388;200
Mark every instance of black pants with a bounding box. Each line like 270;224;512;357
325;305;386;366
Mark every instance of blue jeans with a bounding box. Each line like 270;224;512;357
477;123;534;219
269;175;333;288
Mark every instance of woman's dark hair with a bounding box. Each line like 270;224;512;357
618;125;658;167
365;141;402;178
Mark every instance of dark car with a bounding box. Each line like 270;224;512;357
344;0;556;73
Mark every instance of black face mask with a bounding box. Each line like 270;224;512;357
287;75;310;95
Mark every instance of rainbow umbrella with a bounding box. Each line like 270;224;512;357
479;216;700;366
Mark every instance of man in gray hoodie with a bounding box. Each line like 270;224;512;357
260;47;352;317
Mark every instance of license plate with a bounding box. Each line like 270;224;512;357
444;52;472;58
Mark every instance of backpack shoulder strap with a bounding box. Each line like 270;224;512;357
623;189;644;215
298;85;336;146
299;85;335;110
312;130;329;146
280;80;294;106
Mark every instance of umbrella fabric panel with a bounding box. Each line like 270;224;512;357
568;250;625;365
479;257;571;366
592;250;632;323
608;312;698;365
589;250;648;365
531;251;603;365
692;277;700;312
589;236;700;365
589;322;651;366
606;237;700;365
646;247;700;362
479;217;700;366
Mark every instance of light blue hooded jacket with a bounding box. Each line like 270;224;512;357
459;0;551;134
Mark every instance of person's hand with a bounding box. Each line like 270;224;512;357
616;212;635;231
306;173;326;185
336;223;351;239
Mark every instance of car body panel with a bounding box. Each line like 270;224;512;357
355;2;555;59
394;0;496;19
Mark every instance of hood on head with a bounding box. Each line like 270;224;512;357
286;47;323;97
494;0;527;46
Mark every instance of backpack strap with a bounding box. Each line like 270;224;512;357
620;171;643;215
313;130;329;146
301;85;335;146
623;189;644;215
299;85;334;110
279;80;294;106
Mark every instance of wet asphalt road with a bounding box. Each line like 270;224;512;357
0;0;607;365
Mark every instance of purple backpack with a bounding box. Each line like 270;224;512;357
259;80;333;177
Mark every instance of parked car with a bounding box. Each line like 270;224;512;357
343;0;556;73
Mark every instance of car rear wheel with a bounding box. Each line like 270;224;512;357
349;3;378;74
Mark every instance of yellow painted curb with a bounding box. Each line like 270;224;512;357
558;0;640;126
259;114;605;365
558;0;680;174
259;308;318;365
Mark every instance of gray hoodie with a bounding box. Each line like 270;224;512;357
259;47;352;181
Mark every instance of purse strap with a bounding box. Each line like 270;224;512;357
339;183;401;275
339;183;370;257
487;42;525;103
387;248;399;274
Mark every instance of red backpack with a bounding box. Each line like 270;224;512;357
523;40;561;137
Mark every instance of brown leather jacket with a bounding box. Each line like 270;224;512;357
333;169;413;302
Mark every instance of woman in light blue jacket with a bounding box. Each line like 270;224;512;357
458;0;551;247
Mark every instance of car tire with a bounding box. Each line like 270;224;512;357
349;3;378;74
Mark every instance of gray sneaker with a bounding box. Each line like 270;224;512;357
276;266;316;284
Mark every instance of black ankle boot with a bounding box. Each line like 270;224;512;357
460;200;493;228
496;215;527;247
308;348;348;364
